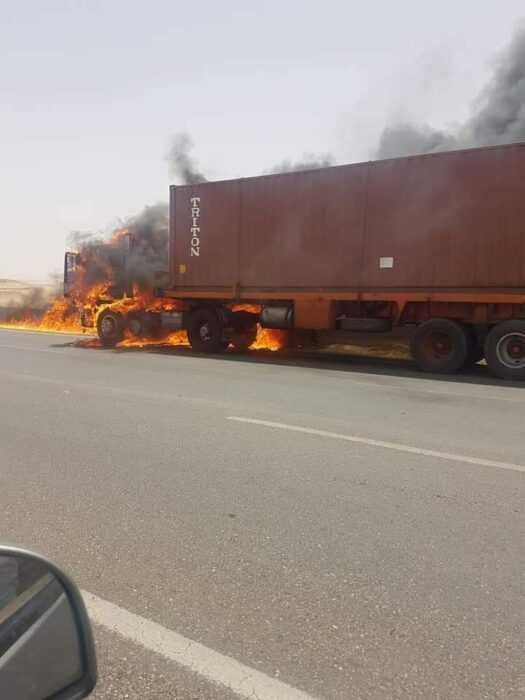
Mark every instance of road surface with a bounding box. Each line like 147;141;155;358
0;328;523;699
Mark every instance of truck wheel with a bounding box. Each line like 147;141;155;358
410;319;469;374
97;309;124;347
187;308;224;353
126;312;155;339
484;320;525;380
231;326;258;351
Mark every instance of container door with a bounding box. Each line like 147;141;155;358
170;181;240;292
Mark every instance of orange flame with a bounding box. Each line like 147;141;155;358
1;247;287;353
0;297;85;334
1;291;288;352
250;326;288;351
118;328;189;348
230;304;287;351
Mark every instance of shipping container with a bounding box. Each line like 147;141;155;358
168;142;525;295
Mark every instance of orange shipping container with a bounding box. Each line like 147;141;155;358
169;142;525;294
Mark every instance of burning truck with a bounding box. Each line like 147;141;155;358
62;141;525;380
63;237;265;353
62;203;282;352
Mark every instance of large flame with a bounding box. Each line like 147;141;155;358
229;304;287;351
1;281;286;352
0;297;84;334
0;217;286;351
250;326;287;351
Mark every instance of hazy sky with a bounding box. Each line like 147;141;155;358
1;0;524;281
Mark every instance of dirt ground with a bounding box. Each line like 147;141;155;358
316;328;412;360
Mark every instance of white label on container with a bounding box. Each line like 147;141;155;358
190;196;201;257
380;257;394;269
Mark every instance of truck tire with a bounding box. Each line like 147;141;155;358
126;312;157;339
97;309;124;347
187;308;224;353
484;320;525;380
231;326;258;351
410;318;469;374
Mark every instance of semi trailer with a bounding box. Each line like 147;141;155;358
65;141;525;379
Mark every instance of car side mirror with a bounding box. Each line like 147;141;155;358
0;546;97;699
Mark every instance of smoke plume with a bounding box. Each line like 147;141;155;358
120;202;170;287
0;281;51;310
0;277;59;322
377;25;525;158
68;202;169;292
167;133;208;184
67;132;210;297
267;153;333;174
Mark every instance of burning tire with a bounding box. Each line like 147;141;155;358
230;326;258;351
187;308;224;353
97;309;124;347
410;318;469;374
484;320;525;380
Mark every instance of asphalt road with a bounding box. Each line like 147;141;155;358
0;328;523;699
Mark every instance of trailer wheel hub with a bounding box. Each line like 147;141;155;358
423;331;452;359
199;321;212;343
100;315;116;337
496;332;525;368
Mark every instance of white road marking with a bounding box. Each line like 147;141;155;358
228;417;525;474
82;591;318;700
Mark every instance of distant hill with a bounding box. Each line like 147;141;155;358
0;279;30;289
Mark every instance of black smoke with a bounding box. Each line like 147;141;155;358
68;132;210;296
120;202;169;287
166;133;208;184
68;202;169;292
377;25;525;158
267;153;333;174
